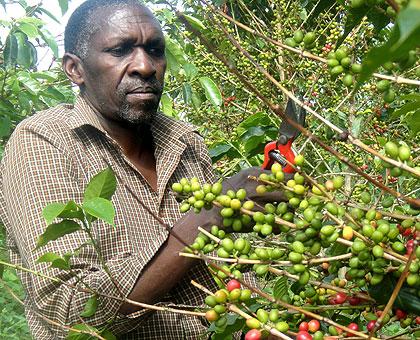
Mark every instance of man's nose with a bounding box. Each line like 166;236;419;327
127;48;156;79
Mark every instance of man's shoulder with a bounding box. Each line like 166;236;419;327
153;112;204;144
14;103;75;135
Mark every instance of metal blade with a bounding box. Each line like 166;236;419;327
278;98;306;140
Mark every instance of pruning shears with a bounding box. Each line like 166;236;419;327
262;99;306;173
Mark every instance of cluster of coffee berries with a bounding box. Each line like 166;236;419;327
375;80;395;103
326;47;361;87
382;141;419;177
284;30;316;50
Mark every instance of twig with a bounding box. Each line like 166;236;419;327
0;278;107;340
268;267;375;302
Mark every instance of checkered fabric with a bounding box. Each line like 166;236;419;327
0;96;220;339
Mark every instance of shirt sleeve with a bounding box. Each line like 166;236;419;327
0;124;162;336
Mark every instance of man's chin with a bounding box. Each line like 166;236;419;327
117;107;157;126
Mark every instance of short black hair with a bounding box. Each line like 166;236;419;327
64;0;149;59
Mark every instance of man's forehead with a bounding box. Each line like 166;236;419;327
91;5;163;41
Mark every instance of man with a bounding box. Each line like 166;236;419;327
0;0;282;338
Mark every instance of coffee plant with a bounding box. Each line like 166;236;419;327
0;0;419;339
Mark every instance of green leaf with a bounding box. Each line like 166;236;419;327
58;0;69;15
37;252;71;270
41;86;67;102
39;28;59;58
100;330;117;340
36;220;81;249
14;32;33;68
165;47;180;75
199;77;222;108
397;0;420;44
399;93;420;101
351;115;364;138
209;143;232;162
0;116;11;138
273;276;288;300
391;101;419;120
84;168;117;202
165;37;186;75
160;93;174;117
237;112;275;136
82;198;115;226
182;82;192;104
183;63;198;80
18;22;38;38
67;324;99;340
80;295;98;318
183;14;206;31
3;33;18;66
191;90;202;110
407;109;420;135
17;71;40;94
42;201;84;224
42;203;67;225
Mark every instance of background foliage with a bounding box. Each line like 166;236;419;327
0;0;419;338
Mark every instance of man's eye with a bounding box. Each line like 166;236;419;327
148;47;164;57
109;45;132;56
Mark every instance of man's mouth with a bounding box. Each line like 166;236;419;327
126;87;159;100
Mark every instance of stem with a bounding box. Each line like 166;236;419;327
268;267;374;302
0;278;107;340
0;259;205;317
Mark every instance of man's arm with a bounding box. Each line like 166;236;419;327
119;208;216;314
1;124;199;335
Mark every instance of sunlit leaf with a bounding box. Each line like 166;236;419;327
82;197;115;226
199;77;222;108
183;13;206;31
84;168;117;202
183;63;198;80
160;93;174;117
359;1;420;84
42;203;66;225
39;28;59;58
18;22;38;38
273;276;288;300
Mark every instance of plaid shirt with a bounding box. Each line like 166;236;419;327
0;96;219;339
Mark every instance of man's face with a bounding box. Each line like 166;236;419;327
80;5;166;125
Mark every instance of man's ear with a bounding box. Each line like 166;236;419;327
62;53;85;86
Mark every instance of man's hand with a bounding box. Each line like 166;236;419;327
223;166;292;204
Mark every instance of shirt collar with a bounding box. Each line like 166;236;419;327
67;95;197;147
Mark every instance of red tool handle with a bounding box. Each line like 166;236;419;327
262;139;296;173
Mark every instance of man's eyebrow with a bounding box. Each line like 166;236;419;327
105;35;165;47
